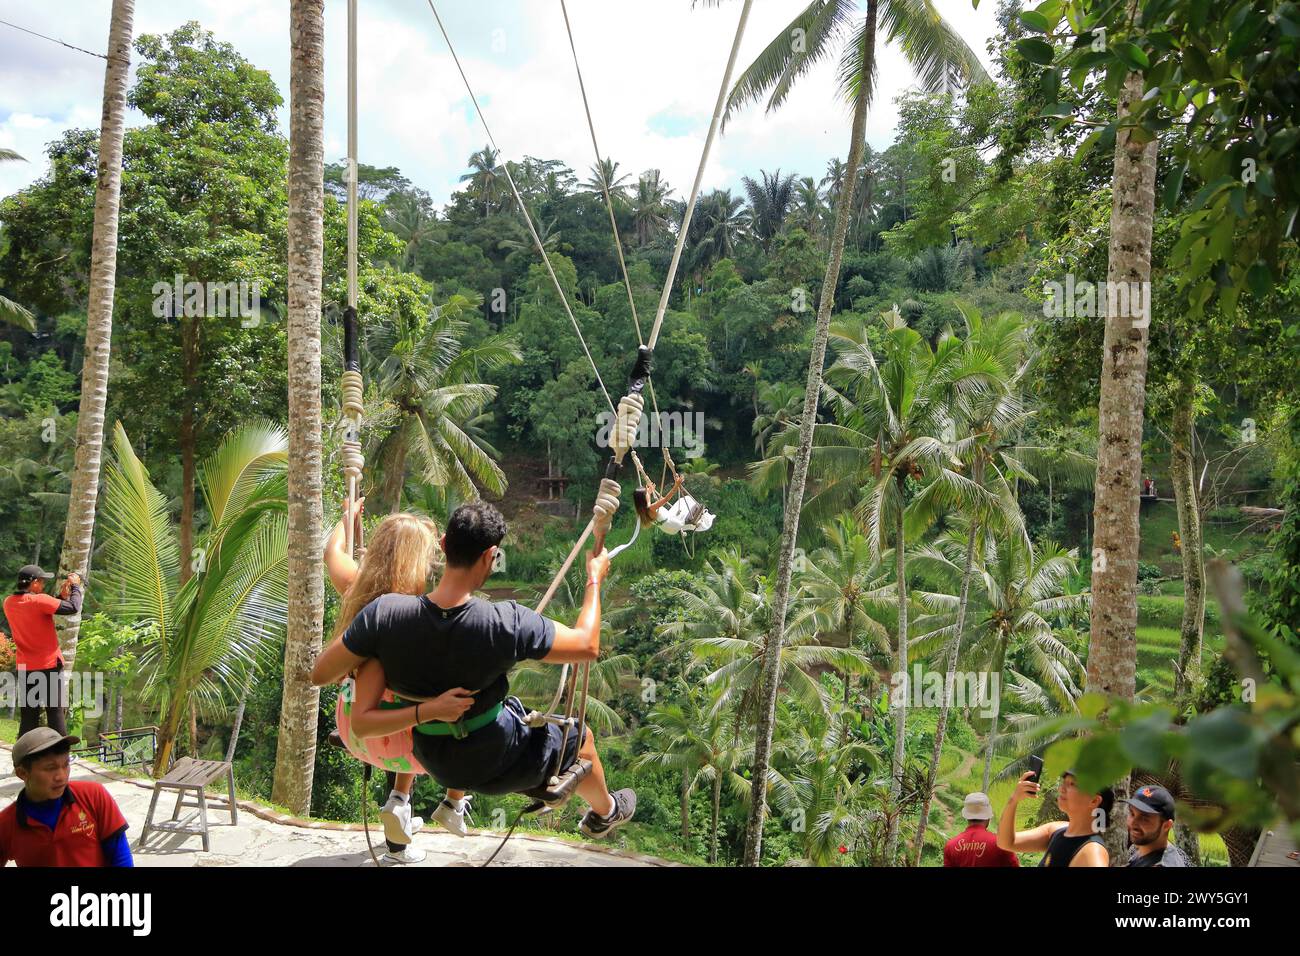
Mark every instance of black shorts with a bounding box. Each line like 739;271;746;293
412;697;585;796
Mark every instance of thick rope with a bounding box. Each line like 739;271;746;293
424;0;614;415
648;0;753;351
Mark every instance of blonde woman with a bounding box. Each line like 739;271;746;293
321;499;475;863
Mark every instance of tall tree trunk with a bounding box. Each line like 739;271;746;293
711;770;721;865
680;769;691;845
981;637;1008;793
742;2;875;868
885;490;908;861
1170;381;1204;697
55;0;134;667
912;488;981;865
1086;57;1158;865
272;0;326;816
188;699;199;757
178;314;200;585
226;665;256;762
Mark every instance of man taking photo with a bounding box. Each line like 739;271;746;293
2;564;82;736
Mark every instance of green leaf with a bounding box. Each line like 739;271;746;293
1016;38;1056;65
1112;41;1150;71
1163;161;1187;210
1119;711;1174;769
1073;734;1132;793
1039;103;1074;119
1019;10;1051;32
1185;709;1262;780
1076;692;1108;720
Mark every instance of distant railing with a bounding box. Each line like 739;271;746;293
74;725;160;769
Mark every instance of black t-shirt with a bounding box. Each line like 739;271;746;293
341;594;555;720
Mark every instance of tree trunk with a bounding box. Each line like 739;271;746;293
912;499;980;865
741;2;875;868
272;0;326;817
1086;55;1158;866
982;637;1007;792
1170;382;1205;698
188;699;199;757
885;489;908;861
711;770;721;865
152;692;187;776
680;769;691;845
178;314;200;585
226;665;256;762
55;0;134;667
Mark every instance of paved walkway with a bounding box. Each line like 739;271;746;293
1;745;670;868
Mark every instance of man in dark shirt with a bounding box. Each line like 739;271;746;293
1126;784;1191;867
312;501;636;839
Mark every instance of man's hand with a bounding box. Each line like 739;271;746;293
67;572;82;587
421;688;475;723
587;549;610;586
1010;771;1040;803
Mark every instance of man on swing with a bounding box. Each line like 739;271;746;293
313;501;636;839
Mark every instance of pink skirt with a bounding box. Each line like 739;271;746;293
335;676;427;776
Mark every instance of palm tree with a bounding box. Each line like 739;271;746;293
0;149;36;331
800;514;894;702
759;308;1002;859
274;0;325;815
98;422;288;775
367;295;520;510
460;146;503;218
751;380;804;455
510;651;637;736
53;0;134;666
698;0;988;866
909;532;1088;792
741;168;797;251
581;157;632;205
767;699;882;865
631;169;674;247
687;189;748;275
792;176;826;241
635;684;751;862
659;550;876;724
384;192;437;272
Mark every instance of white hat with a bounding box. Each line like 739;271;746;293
961;792;994;821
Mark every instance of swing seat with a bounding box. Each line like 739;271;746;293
521;758;594;808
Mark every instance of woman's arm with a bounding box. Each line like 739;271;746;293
348;659;475;737
649;477;681;513
324;497;363;595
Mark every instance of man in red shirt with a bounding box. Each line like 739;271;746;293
943;792;1020;867
2;564;82;736
1;727;134;867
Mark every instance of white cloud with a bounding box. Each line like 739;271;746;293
0;0;1002;206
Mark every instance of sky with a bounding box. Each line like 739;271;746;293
0;1;1005;207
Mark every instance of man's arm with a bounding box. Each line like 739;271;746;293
100;829;134;867
51;575;83;615
542;551;609;664
996;773;1063;853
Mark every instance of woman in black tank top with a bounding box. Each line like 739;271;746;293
1039;826;1106;866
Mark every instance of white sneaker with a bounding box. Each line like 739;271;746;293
432;795;472;837
382;844;426;865
380;796;421;846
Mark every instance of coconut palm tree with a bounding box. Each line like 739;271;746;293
509;651;637;737
274;0;325;815
384;191;437;273
909;532;1088;792
635;683;751;862
367;294;520;511
741;168;797;251
686;189;748;275
696;0;989;865
752;380;804;455
758;308;1003;858
631;169;674;247
767;698;882;865
460;146;503;218
98;422;288;775
792;176;826;241
54;0;134;666
581;157;632;205
658;550;876;724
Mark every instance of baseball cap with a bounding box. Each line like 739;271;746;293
16;564;54;590
960;792;995;820
12;726;80;766
1129;784;1176;820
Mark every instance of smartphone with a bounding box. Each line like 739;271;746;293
1026;755;1045;789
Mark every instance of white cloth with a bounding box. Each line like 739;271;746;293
656;494;715;534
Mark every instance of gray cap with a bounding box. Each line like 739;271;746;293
961;792;995;820
12;727;80;765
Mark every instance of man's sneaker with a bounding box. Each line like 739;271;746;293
578;789;636;839
379;795;421;846
432;795;473;837
382;844;426;865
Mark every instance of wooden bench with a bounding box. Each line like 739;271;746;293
138;757;238;852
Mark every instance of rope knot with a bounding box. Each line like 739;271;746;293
341;370;364;419
610;393;643;463
591;477;621;537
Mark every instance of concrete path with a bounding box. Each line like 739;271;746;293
1;745;671;868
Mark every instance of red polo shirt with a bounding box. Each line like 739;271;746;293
0;780;128;867
2;591;65;670
943;823;1020;867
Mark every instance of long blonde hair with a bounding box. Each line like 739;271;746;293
332;512;441;640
